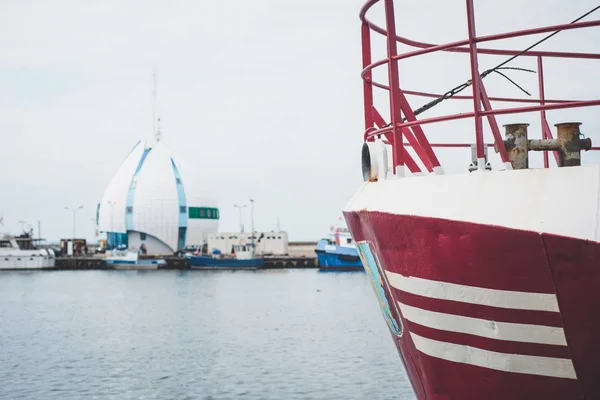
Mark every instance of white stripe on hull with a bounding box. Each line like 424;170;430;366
364;269;576;379
386;271;560;312
398;302;567;346
410;333;577;379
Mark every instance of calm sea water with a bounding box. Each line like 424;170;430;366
0;269;415;400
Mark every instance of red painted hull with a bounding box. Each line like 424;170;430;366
344;210;600;400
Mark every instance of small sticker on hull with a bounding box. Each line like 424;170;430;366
357;241;403;336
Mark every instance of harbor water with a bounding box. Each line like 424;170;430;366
0;270;415;400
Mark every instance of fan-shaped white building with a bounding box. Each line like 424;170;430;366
96;140;219;254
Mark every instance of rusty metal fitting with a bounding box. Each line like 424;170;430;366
502;123;530;170
494;122;592;169
556;122;583;167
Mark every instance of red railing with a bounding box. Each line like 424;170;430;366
360;0;600;174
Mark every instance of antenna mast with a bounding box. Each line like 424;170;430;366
250;199;255;247
152;73;161;142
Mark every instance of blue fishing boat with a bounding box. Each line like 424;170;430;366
315;224;363;271
186;244;264;269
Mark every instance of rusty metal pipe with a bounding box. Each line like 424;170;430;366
530;137;595;152
580;138;592;151
528;139;559;151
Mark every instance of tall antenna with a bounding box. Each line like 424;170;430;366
152;73;161;142
156;117;162;143
250;199;255;247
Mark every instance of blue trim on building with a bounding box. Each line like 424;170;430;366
125;147;151;231
126;140;142;157
107;232;128;250
171;157;188;250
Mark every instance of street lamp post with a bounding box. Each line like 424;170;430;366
65;206;83;255
233;204;246;233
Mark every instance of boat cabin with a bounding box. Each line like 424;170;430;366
0;233;44;251
232;244;256;260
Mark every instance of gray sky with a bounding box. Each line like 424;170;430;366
1;0;598;243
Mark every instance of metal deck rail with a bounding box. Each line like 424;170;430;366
360;0;600;175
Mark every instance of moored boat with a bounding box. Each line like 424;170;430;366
315;224;363;271
0;232;55;270
105;248;166;269
186;244;264;269
345;1;600;399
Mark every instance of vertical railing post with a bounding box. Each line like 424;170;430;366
361;22;374;135
465;0;485;171
479;82;512;170
383;0;405;176
537;56;560;168
371;106;422;174
536;57;560;167
538;56;549;168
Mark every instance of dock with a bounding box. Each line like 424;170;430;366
52;255;317;270
1;241;319;271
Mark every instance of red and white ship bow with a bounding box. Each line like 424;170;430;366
344;165;600;399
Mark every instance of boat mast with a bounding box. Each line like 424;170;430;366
234;204;246;233
250;199;255;247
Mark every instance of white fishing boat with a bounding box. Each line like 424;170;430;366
105;247;166;270
0;233;55;270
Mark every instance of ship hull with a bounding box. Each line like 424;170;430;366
0;251;56;270
343;166;600;399
106;259;166;269
186;255;264;269
316;252;363;271
315;238;364;271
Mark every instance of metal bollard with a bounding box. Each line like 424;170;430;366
555;122;590;167
502;123;530;170
494;121;592;169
